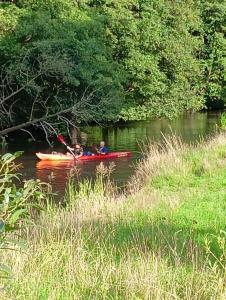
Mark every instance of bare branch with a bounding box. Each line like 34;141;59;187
20;129;36;141
0;57;101;138
0;105;77;136
40;122;53;147
29;94;40;121
42;121;58;135
0;73;41;105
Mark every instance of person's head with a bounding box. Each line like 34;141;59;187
100;141;105;147
75;143;81;150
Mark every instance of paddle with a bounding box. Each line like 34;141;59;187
57;134;77;159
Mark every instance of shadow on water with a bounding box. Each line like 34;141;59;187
1;111;221;196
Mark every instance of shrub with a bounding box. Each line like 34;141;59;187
0;152;48;279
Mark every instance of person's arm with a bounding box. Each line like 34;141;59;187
67;146;74;151
96;147;101;154
76;152;83;158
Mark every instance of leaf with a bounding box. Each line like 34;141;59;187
8;209;27;225
4;224;18;232
14;151;24;158
1;153;14;162
3;192;9;205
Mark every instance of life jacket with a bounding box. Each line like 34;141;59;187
99;146;108;154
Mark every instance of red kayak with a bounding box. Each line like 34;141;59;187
36;151;132;161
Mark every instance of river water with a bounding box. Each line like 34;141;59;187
3;112;221;195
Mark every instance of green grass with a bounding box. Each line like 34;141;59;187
1;134;226;299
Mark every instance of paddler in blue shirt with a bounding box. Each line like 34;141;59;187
97;141;108;155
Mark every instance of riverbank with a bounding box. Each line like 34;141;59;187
2;133;226;299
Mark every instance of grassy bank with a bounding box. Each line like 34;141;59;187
2;134;226;299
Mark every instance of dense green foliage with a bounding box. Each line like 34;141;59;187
200;0;225;109
95;0;204;120
0;0;225;130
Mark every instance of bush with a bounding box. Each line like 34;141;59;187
0;152;48;279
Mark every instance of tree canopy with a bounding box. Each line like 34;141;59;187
0;0;225;135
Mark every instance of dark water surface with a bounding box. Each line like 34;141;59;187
3;112;221;195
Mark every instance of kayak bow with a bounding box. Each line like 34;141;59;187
36;151;132;161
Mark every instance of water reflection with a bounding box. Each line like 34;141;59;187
85;112;219;151
36;157;134;194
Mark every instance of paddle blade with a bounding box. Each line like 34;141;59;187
57;134;65;145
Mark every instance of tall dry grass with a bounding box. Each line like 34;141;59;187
1;133;226;299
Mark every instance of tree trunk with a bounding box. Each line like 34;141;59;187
71;127;79;145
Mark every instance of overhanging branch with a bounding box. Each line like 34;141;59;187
0;106;75;136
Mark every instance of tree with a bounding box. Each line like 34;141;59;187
0;0;125;137
0;0;224;133
200;0;226;109
89;0;205;120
